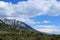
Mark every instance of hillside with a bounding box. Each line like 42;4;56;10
0;20;60;40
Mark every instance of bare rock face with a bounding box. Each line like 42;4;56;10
0;19;3;23
0;18;33;30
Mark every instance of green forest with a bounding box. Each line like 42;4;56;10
0;23;60;40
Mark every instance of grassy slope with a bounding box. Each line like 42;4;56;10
0;23;60;40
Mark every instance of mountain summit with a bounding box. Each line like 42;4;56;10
0;18;33;30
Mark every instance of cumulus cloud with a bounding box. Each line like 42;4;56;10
0;0;60;18
15;0;51;17
0;1;14;17
15;0;60;17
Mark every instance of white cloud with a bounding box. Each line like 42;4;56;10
15;0;51;17
36;25;60;34
42;20;51;24
0;0;60;18
6;17;40;25
0;1;14;17
0;0;60;17
15;0;60;17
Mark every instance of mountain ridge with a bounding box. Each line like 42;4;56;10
0;18;34;30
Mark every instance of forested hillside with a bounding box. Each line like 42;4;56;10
0;23;60;40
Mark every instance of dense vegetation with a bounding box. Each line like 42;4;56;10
0;23;60;40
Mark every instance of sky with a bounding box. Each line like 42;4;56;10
0;0;60;34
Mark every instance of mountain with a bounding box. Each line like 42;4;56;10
0;18;34;30
0;18;60;40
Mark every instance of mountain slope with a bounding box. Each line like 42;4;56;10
0;18;34;30
0;18;60;40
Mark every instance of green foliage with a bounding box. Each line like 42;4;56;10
0;23;60;40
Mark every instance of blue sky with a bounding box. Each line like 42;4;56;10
0;0;27;4
0;0;60;34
